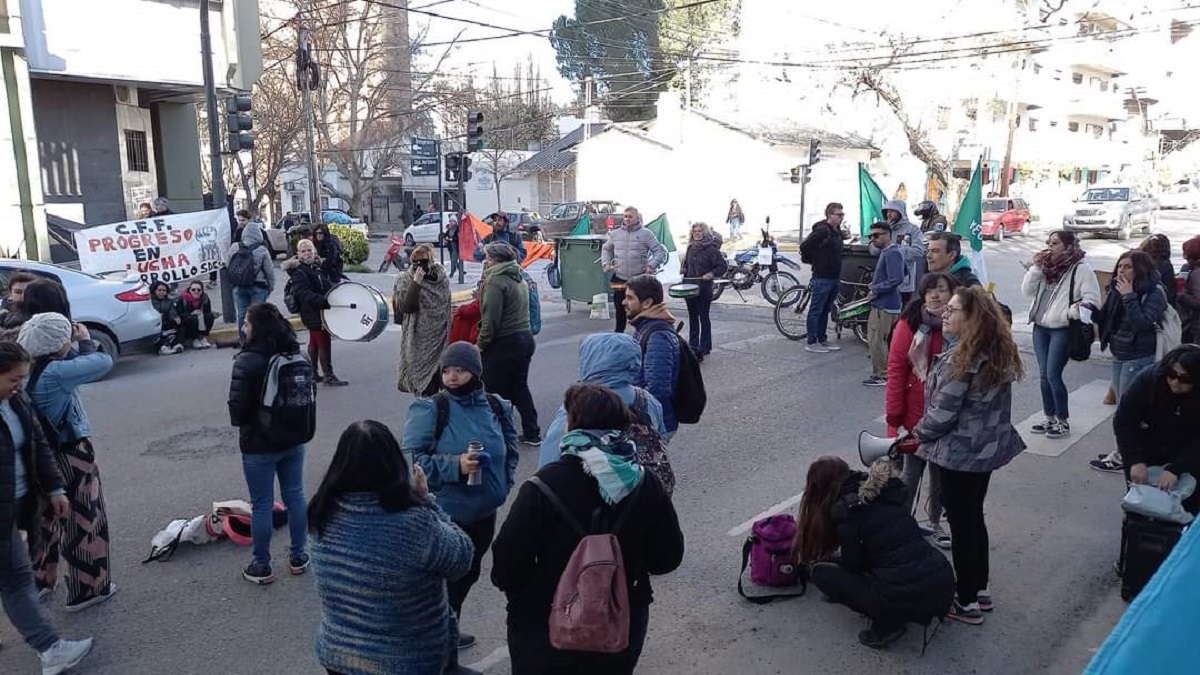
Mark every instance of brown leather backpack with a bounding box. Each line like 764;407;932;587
529;476;643;654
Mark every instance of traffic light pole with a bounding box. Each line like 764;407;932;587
456;154;466;269
200;0;234;325
798;165;808;243
436;140;444;266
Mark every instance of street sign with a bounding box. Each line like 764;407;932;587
411;138;437;158
411;157;438;177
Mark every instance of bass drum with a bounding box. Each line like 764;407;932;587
322;281;390;342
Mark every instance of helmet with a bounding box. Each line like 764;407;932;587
914;200;939;218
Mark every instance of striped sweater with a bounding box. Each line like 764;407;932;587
312;494;474;675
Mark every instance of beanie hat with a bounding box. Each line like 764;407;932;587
441;341;482;379
17;312;73;358
484;242;518;263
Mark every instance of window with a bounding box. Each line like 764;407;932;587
1099;79;1109;92
1028;117;1039;132
1068;121;1080;132
1087;123;1104;139
1072;73;1083;85
124;130;149;172
289;193;305;212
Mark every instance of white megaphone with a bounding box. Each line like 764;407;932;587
857;430;900;467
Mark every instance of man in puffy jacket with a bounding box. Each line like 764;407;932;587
624;275;680;439
603;207;668;333
230;223;275;343
882;200;926;305
473;213;526;264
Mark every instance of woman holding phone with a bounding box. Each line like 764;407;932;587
401;342;519;655
393;244;451;397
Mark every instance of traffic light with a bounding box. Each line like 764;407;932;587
445;152;461;182
790;166;801;184
467;111;485;151
808;138;821;166
226;95;254;151
461;155;473;183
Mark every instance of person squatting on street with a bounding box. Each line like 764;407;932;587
882;199;927;306
1022;230;1101;440
1112;345;1200;513
913;286;1026;625
492;382;684;675
680;221;727;361
308;420;474;675
402;342;519;657
149;281;186;355
795;456;955;649
0;342;95;674
18;313;116;611
177;280;215;349
864;222;906;387
285;239;348;387
538;332;666;468
474;212;527;264
887;272;958;549
230;222;276;344
478;242;540;445
603;207;668;334
798;203;846;354
394;244;451;398
1181;235;1200;344
227;303;312;585
624;274;681;441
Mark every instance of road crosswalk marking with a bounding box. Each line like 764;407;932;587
1020;379;1113;457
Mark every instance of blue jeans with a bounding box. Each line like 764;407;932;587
241;447;308;566
2;529;59;652
1112;355;1155;402
806;277;840;345
1033;325;1071;420
233;285;270;342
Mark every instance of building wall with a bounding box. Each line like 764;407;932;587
151;101;203;213
115;94;156;218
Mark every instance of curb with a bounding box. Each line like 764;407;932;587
209;317;305;341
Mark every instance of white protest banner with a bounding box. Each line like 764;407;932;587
74;209;231;284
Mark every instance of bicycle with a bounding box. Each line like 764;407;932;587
773;266;874;344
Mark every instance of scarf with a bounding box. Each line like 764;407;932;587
560;429;643;505
444;377;481;397
180;289;204;312
395;263;451;394
907;308;944;382
1035;247;1085;285
632;302;677;324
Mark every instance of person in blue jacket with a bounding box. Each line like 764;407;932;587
539;332;666;467
473;213;527;263
402;341;519;656
623;275;681;440
17;312;116;611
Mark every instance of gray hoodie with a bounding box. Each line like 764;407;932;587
883;199;926;295
231;222;275;292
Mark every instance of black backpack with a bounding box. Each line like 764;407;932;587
227;244;259;287
430;390;510;448
283;277;300;314
257;351;317;446
638;324;706;424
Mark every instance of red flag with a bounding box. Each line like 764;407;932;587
457;213;491;262
521;242;555;268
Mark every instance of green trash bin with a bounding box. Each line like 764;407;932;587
556;236;612;313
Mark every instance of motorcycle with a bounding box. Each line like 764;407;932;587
711;223;803;306
377;232;412;273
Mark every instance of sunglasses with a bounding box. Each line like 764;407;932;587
1167;369;1194;385
868;232;886;239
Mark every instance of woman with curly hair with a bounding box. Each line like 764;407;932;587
913;286;1026;626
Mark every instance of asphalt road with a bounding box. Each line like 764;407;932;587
3;220;1191;674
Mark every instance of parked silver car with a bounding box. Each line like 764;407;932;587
1063;185;1158;240
0;260;161;358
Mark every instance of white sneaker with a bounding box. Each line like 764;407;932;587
199;338;212;349
40;638;93;675
172;344;184;354
819;341;841;351
806;344;831;353
191;339;203;349
158;345;177;356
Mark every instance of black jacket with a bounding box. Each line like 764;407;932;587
1157;259;1177;307
316;234;346;282
831;470;955;619
228;346;297;454
0;392;65;574
1114;365;1200;476
800;220;843;280
1096;276;1167;360
175;294;214;330
284;259;333;330
491;457;685;622
681;238;728;282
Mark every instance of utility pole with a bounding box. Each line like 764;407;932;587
435;139;444;266
200;0;234;322
296;20;322;225
583;76;593;142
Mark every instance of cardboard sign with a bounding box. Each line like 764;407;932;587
75;209;231;284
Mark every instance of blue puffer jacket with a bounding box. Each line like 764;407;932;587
1096;274;1168;361
25;339;113;443
632;315;680;432
402;387;519;524
539;333;666;467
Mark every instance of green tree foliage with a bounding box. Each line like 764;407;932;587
329;225;368;265
659;0;741;107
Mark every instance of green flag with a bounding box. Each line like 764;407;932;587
858;163;886;238
953;158;988;283
644;214;676;253
568;213;592;236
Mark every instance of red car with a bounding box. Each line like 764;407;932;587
981;197;1030;241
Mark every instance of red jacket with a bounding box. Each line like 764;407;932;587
885;319;944;436
449;299;481;344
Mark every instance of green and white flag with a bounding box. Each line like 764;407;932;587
858;163;887;238
953;159;988;285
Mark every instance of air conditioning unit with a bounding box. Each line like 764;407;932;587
113;85;137;106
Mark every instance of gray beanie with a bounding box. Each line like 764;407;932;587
484;242;518;264
17;312;73;358
441;341;482;379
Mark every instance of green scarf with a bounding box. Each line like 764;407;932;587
560;429;643;505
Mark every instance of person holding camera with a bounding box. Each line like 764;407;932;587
394;244;450;397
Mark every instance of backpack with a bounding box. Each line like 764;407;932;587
257;352;317;446
520;269;542;336
798;227;820;265
628;389;674;497
638;324;706;424
737;514;808;604
283;277;300;314
227;244;259;288
430;390;508;447
529;475;642;654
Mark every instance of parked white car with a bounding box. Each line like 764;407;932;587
1159;184;1200;210
404;212;458;246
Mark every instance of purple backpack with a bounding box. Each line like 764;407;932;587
737;514;807;604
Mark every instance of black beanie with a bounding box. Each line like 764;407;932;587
441;341;482;379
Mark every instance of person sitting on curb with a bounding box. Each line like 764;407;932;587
149;281;185;355
177;280;215;350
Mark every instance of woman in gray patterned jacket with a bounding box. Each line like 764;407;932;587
913;286;1026;627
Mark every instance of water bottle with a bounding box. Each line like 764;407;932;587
466;441;484;486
